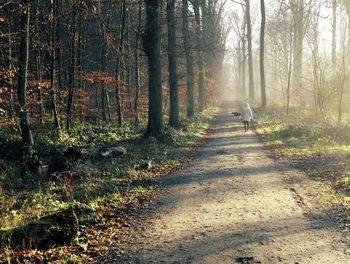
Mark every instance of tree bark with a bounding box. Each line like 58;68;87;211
194;0;205;112
296;0;304;84
332;0;337;65
115;0;126;128
292;0;304;88
182;0;195;118
134;0;142;124
144;0;163;137
50;0;60;130
167;0;180;127
8;12;15;121
66;4;77;131
100;0;112;123
260;0;266;107
34;0;44;124
242;15;247;99
236;45;242;99
201;0;211;80
286;35;293;116
18;0;34;145
245;0;255;100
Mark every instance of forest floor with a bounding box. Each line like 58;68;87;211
102;111;350;264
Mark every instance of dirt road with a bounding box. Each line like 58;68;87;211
113;112;349;264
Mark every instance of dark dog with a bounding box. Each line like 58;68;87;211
232;112;242;119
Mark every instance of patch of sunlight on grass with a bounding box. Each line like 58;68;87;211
255;106;350;158
319;144;350;155
265;139;283;146
342;177;350;185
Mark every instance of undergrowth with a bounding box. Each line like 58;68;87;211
255;105;350;158
0;107;218;263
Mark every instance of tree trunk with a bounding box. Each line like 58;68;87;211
50;0;60;130
242;16;247;99
18;0;34;145
134;0;142;124
194;0;205;112
76;5;85;124
237;45;242;99
292;0;304;88
34;1;44;124
286;37;293;116
296;0;304;84
167;0;180;127
101;42;110;123
144;0;163;137
100;0;112;123
260;0;266;107
66;4;77;131
115;0;126;128
56;0;63;108
245;0;255;100
127;2;133;112
8;14;15;121
182;0;194;118
201;0;211;84
332;0;337;65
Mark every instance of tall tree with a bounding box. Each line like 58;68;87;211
66;3;77;130
115;0;127;128
100;0;112;123
260;0;266;107
193;0;205;111
241;15;247;99
291;0;304;87
144;0;163;137
134;0;142;124
7;7;15;121
167;0;180;127
332;0;337;65
18;0;34;145
245;0;255;100
50;0;61;130
182;0;195;118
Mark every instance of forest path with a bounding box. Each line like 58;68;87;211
112;111;349;264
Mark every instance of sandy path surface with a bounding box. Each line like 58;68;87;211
114;112;349;264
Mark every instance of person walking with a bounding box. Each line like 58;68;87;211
242;103;253;132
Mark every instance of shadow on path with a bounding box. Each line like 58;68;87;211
110;111;349;264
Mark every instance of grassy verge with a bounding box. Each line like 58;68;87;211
254;105;350;218
0;107;218;263
254;106;350;158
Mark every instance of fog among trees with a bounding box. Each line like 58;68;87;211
226;0;350;123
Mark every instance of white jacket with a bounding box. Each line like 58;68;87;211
242;106;253;122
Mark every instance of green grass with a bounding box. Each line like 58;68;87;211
254;106;350;158
0;107;218;262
